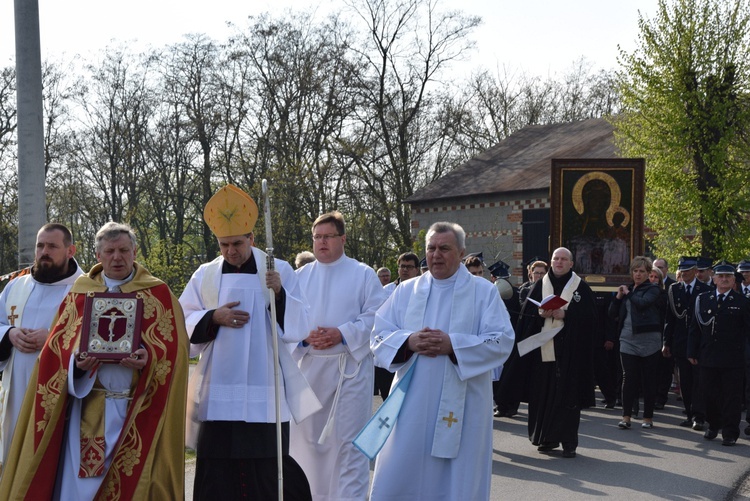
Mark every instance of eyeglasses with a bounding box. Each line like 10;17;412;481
398;264;416;270
312;233;341;242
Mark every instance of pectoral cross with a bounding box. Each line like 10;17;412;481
378;417;391;429
442;411;458;428
7;305;18;326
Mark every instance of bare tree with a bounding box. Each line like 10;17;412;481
0;66;15;158
234;12;364;260
65;46;156;254
347;0;481;252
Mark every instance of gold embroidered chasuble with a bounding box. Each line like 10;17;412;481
0;263;188;500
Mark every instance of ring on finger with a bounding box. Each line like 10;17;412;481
232;319;238;325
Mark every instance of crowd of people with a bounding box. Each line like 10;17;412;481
0;184;749;500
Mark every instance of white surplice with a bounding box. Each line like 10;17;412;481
179;250;315;448
0;266;82;468
369;266;515;501
290;254;388;501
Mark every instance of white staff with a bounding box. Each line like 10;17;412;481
262;179;284;501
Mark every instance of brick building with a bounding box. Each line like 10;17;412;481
406;118;618;285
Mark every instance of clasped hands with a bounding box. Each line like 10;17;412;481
306;327;343;350
407;328;452;358
9;327;48;353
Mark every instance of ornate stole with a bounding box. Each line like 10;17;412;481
539;273;581;362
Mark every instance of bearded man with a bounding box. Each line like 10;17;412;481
0;224;83;472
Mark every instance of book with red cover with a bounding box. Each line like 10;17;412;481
527;294;568;310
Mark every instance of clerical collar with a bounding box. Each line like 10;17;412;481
548;269;573;294
432;269;459;287
315;254;346;267
103;269;135;290
31;258;79;284
222;253;258;274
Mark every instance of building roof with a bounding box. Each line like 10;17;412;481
407;118;618;203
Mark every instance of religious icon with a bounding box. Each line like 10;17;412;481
80;292;143;362
551;159;645;289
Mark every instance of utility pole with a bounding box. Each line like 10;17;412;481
14;0;46;267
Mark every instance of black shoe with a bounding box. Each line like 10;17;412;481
537;442;559;452
493;409;501;417
703;429;718;440
618;420;631;429
654;402;665;410
562;449;576;458
692;420;705;431
679;419;693;427
722;437;737;446
604;401;615;409
745;424;750;436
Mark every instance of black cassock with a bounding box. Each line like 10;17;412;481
516;270;597;450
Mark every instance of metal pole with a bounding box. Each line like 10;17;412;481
262;179;284;501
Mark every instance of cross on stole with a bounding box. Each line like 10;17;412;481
7;305;19;326
442;412;458;428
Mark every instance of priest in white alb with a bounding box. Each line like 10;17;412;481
367;222;515;501
0;224;82;473
291;210;388;500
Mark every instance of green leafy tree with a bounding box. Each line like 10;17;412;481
614;0;750;264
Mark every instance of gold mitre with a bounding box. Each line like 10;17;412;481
204;184;259;237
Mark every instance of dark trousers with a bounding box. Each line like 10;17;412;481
594;344;619;404
675;357;704;422
655;354;674;405
374;366;395;400
700;365;744;440
620;351;660;419
194;456;312;501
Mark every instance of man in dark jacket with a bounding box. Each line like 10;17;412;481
663;256;711;429
654;258;675;409
688;261;750;446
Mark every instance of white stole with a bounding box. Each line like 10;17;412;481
0;275;35;459
539;272;581;361
405;269;477;459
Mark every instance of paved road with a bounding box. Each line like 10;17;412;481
489;398;750;500
185;392;750;500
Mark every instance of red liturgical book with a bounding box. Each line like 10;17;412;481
527;294;568;310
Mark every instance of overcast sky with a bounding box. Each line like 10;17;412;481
1;0;659;78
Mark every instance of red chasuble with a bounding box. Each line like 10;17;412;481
0;263;188;500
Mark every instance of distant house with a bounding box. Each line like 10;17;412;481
406;118;619;285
